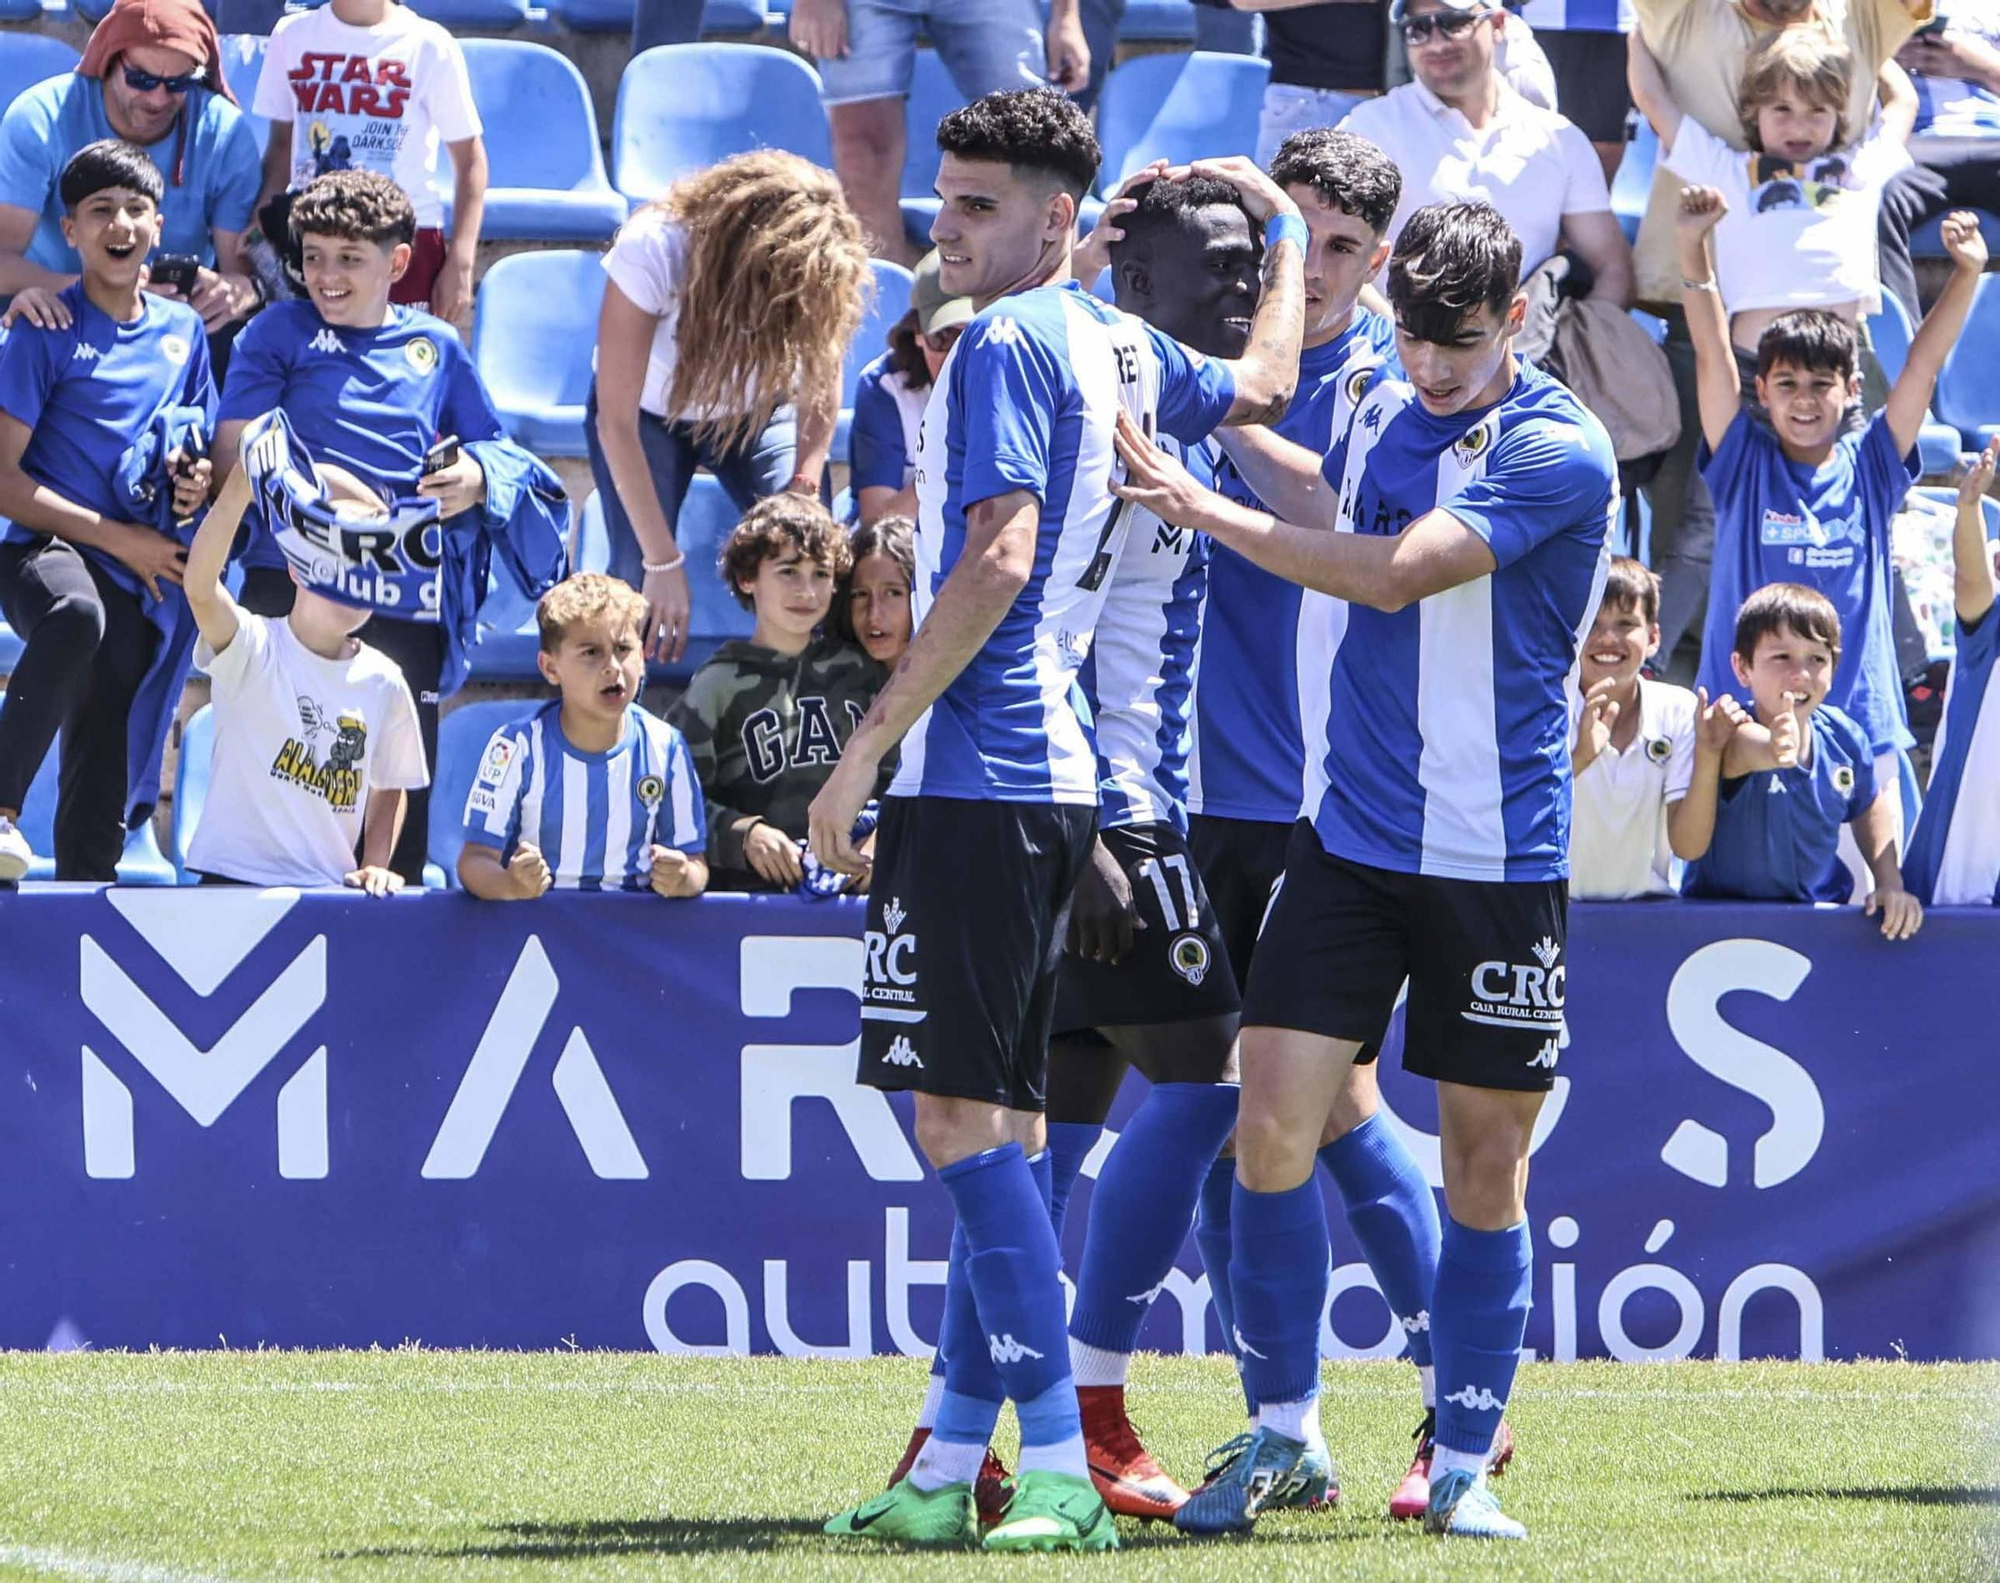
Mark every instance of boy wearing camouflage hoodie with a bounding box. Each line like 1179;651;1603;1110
668;496;891;891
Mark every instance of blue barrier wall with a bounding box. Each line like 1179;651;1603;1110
3;888;1997;1360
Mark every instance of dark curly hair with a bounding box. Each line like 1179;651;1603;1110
1269;128;1402;236
936;87;1101;201
721;494;853;611
1387;202;1521;346
1109;173;1249;266
289;169;416;248
831;515;916;644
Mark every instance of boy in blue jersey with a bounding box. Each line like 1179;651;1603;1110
1678;188;1988;863
1115;201;1618;1541
1683;582;1923;935
459;573;706;899
808;87;1306;1552
1160;129;1490;1523
1905;439;2000;907
216;169;514;888
0;141;214;883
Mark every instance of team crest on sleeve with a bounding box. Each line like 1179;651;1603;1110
636;773;665;810
1646;736;1672;764
1832;764;1855;795
1169;933;1211;986
1344;363;1375;406
1451;417;1498;468
404;337;439;374
160;334;190;366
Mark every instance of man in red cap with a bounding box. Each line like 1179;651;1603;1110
0;0;262;333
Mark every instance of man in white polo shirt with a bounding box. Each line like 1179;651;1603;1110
1340;0;1636;304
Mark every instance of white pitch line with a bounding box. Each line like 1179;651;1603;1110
0;1545;255;1583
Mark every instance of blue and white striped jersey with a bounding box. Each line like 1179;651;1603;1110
1081;436;1215;832
1904;606;2000;906
1518;0;1633;31
1189;308;1397;823
1309;359;1617;882
891;281;1237;806
461;700;705;891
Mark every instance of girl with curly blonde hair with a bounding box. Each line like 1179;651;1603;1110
587;149;871;661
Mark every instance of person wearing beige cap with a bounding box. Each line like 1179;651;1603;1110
0;0;262;331
846;250;974;525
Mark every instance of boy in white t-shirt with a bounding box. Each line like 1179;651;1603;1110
252;0;488;321
1570;556;1745;897
183;431;428;891
1629;25;1909;361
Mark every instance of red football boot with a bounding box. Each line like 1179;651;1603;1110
1389;1410;1518;1520
1078;1384;1190;1520
886;1427;1013;1525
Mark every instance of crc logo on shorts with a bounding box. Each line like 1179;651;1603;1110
1463;934;1565;1031
635;774;664;810
864;897;919;1008
1169;933;1211;987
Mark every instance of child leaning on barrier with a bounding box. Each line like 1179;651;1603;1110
458;572;707;900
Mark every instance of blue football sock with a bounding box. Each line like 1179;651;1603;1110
1430;1216;1533;1457
1319;1113;1441;1370
1045;1122;1100;1246
941;1143;1078;1447
1069;1083;1239;1354
1195;1154;1255;1416
932;1221;1003;1450
1229;1177;1330;1409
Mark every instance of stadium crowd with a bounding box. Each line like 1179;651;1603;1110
0;0;1997;1543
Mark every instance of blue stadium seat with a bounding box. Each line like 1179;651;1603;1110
456;41;628;242
1117;0;1197;41
679;476;757;642
611;44;832;204
1914;484;2000;539
216;35;271;154
1911;209;2000;259
1932;273;2000;452
0;34;79;108
1095;52;1270;195
835;257;914;458
172;703;212;879
3;699;177;885
472;249;605;455
576;488;610;573
1611;119;1657;245
0;0;45;22
428;698;529;886
546;0;768;28
396;0;531;27
895;50;966;249
0;622;21;672
1867;292;1964;475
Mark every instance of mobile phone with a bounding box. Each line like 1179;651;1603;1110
149;253;201;294
422;436;461;476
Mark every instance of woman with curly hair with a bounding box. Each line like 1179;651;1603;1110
587;149;871;661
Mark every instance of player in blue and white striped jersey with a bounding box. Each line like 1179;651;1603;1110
457;574;706;899
1116;202;1615;1542
1905;439;2000;908
812;89;1307;1553
1186;128;1509;1526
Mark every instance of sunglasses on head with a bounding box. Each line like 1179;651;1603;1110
1400;10;1486;44
121;63;204;95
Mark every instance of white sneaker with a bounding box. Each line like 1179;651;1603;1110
0;814;32;882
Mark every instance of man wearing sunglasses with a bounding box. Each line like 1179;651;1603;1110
1339;0;1636;309
0;0;262;335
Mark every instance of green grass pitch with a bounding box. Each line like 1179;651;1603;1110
0;1353;1992;1582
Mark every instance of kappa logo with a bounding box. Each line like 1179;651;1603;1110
986;317;1024;348
1768;779;1788;795
1443;1384;1506;1413
1401;1309;1430;1335
307;328;346;355
1531;935;1561;971
1126;1281;1166;1308
882;1035;922;1069
1528;1037;1560;1070
72;343;101;362
988;1333;1044;1364
1232;1325;1268;1360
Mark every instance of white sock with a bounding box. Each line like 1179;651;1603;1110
1255;1394;1320;1445
915;1374;945;1430
1431;1444;1486;1485
1017;1431;1089;1479
1067;1339;1129;1388
907;1435;986;1491
1419;1365;1436;1410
